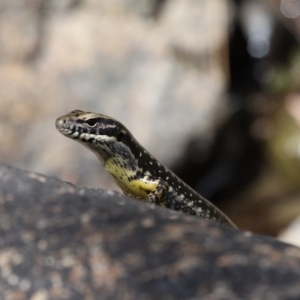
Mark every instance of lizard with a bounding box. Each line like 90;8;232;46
56;110;236;228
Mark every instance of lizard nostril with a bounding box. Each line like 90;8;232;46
55;118;69;131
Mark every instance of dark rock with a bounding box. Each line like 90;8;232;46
0;163;299;299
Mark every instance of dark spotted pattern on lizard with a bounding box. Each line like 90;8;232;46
56;110;236;228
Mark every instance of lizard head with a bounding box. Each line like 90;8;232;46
56;110;139;165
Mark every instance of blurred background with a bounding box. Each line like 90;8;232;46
2;0;300;242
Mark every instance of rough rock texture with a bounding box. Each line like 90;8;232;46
0;163;300;300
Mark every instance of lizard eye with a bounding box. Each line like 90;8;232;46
117;131;124;142
85;118;98;127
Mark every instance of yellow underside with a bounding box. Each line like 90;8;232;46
105;158;158;200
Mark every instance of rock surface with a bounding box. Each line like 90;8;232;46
0;162;300;300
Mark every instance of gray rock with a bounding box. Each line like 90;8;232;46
0;0;41;61
0;162;300;300
0;0;229;190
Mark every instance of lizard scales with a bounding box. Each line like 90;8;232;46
56;110;236;228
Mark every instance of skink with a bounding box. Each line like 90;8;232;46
56;110;236;228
